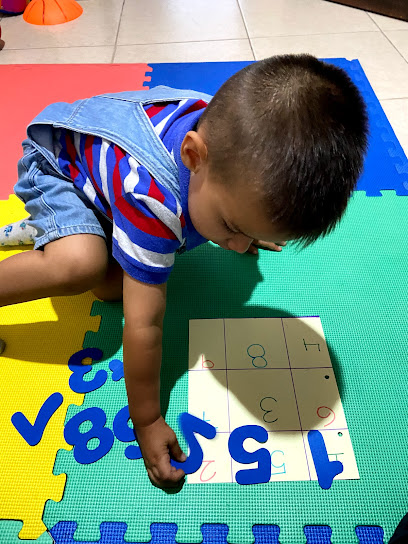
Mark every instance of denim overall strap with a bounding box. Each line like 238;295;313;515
26;86;213;201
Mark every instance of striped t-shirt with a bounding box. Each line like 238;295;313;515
52;99;208;284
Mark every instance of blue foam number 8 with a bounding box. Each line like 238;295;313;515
64;407;114;464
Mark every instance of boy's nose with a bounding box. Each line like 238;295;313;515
227;235;253;254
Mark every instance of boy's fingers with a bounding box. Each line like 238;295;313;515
246;244;258;255
168;437;187;463
253;240;287;252
152;457;185;488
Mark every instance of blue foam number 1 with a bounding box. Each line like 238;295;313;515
228;424;271;484
171;412;216;474
308;430;343;489
11;392;63;446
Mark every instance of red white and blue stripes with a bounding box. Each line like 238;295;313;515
53;98;207;284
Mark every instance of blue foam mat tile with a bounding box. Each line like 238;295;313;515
355;526;384;544
304;526;332;544
147;59;408;197
49;523;387;544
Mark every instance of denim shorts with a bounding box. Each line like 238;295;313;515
14;141;108;250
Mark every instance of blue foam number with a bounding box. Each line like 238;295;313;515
112;405;142;460
228;424;271;485
109;359;124;381
11;392;63;446
171;412;216;474
308;430;344;489
68;347;107;393
64;406;114;464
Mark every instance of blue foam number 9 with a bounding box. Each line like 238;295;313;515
171;412;216;474
68;347;107;393
64;407;114;464
112;405;142;460
228;425;271;485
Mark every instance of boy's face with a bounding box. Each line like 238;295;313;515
181;129;290;253
188;165;289;253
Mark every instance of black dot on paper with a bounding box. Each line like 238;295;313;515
324;375;330;380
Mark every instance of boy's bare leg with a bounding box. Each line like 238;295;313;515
0;234;109;307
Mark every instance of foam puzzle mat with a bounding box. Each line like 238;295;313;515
0;60;407;544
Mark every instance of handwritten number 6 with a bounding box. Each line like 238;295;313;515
317;406;335;427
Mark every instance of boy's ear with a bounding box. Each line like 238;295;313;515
180;131;208;173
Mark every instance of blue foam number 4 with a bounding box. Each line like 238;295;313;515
11;392;63;446
171;412;216;473
228;425;271;484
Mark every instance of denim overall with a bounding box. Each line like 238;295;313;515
26;85;213;203
8;86;212;250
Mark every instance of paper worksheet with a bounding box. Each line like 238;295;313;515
187;317;359;484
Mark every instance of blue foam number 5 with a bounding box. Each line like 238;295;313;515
11;392;63;446
171;412;216;474
228;424;271;485
68;347;106;393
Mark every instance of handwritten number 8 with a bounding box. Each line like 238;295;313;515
247;344;267;368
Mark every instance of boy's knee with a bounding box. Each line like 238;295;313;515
44;235;109;294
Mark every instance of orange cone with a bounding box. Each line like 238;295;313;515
23;0;83;25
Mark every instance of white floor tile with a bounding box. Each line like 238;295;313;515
0;46;113;63
380;98;408;157
0;0;122;49
238;0;377;38
251;31;408;99
114;40;254;63
368;11;408;31
385;30;408;62
117;0;247;45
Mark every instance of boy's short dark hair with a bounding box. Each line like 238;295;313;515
198;54;369;245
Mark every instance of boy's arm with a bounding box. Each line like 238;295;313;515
122;271;186;489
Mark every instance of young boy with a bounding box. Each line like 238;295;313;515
0;54;368;490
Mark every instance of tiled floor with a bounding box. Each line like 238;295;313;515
1;0;408;153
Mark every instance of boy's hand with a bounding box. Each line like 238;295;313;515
247;240;287;255
135;416;186;489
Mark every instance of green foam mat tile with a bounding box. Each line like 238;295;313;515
42;190;407;544
0;521;53;544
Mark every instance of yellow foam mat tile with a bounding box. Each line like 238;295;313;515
0;195;101;539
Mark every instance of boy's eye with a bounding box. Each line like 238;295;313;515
223;220;235;234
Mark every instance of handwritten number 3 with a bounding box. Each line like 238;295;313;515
260;396;278;423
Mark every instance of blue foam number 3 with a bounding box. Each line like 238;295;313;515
228;425;271;485
68;347;106;393
171;412;216;474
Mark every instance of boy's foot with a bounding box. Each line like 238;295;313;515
0;339;5;355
